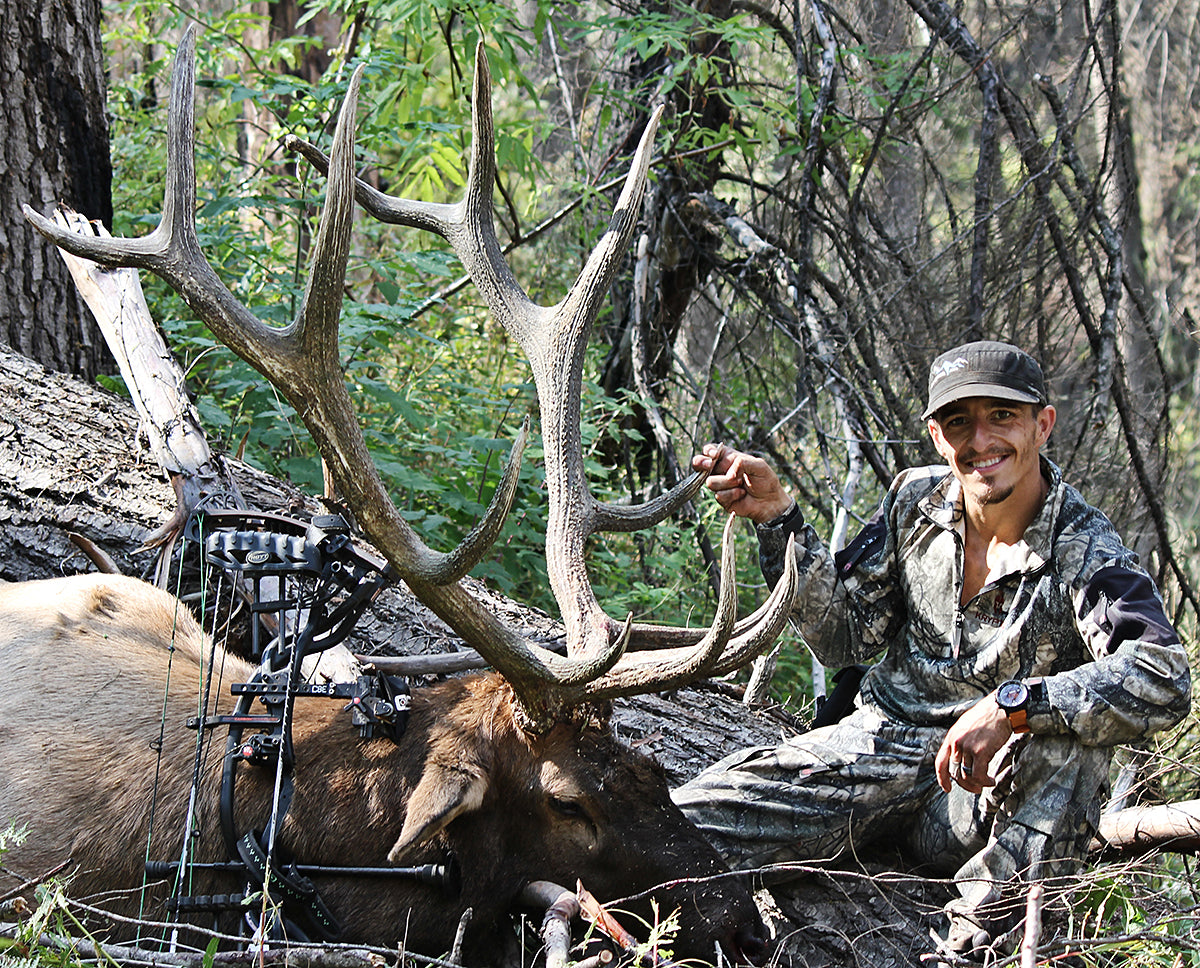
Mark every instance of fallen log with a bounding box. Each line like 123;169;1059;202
1095;798;1200;857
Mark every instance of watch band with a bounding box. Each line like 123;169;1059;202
1007;707;1030;733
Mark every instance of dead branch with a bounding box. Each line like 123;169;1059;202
357;651;490;676
0;860;71;905
1020;883;1044;968
0;933;390;968
1094;799;1200;857
571;952;614;968
448;908;472;966
50;207;243;554
520;881;579;968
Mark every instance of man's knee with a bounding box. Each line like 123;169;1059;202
990;734;1110;845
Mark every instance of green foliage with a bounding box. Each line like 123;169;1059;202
1054;862;1200;967
0;880;118;968
584;1;797;172
0;827;94;968
0;822;25;853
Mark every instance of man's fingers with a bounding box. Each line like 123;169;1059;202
934;743;953;792
942;748;998;793
708;459;756;495
936;732;994;793
693;442;728;474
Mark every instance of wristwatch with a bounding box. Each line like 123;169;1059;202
996;679;1031;733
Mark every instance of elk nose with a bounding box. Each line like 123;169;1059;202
729;920;771;966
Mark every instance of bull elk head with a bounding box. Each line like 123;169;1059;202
26;26;797;730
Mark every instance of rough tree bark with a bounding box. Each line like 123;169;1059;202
0;0;113;378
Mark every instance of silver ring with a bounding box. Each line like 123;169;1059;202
962;764;973;776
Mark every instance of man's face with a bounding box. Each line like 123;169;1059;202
927;398;1056;509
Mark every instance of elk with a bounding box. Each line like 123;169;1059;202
14;26;798;963
0;572;766;962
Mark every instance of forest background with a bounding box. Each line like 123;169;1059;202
2;0;1200;962
70;0;1200;697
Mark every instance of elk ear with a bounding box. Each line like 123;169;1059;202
388;763;488;862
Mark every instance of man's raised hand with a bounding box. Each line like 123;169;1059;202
692;444;796;524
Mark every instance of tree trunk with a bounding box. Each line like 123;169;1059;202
0;344;255;583
0;0;113;379
599;0;734;481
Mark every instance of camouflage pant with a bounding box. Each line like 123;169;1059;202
671;705;1109;930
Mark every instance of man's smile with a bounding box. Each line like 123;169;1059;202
966;453;1009;472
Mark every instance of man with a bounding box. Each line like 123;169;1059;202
672;341;1190;960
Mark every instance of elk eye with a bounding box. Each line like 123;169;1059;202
548;795;588;821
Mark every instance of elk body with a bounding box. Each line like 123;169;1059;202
0;573;766;962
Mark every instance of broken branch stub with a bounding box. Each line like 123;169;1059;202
50;208;241;553
24;27;797;729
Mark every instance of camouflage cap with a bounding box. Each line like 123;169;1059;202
923;340;1047;420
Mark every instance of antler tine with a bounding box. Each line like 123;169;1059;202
291;43;780;697
707;533;799;675
531;126;663;672
433;415;531;580
623;530;801;651
283;135;459;237
578;514;742;701
286;43;536;337
585;533;799;700
592;470;709;533
553;106;665;349
26;35;191;271
293;59;360;370
625;588;791;650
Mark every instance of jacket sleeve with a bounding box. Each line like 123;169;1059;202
756;493;908;669
1027;562;1191;745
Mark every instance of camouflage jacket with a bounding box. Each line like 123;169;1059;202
758;459;1190;746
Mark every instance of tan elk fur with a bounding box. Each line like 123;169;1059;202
0;574;765;962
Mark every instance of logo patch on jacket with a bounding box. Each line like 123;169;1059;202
972;588;1007;627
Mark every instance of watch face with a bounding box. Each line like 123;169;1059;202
997;680;1029;709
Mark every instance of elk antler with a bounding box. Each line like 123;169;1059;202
26;28;798;729
284;44;796;661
